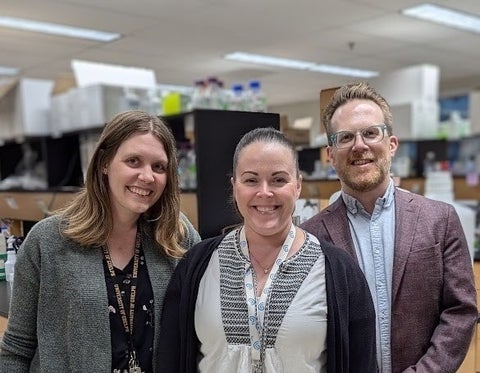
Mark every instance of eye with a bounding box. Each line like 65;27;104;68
240;176;258;184
337;131;354;144
152;162;167;173
126;157;140;167
273;176;288;184
362;127;380;139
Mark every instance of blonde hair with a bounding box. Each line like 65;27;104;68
322;82;393;142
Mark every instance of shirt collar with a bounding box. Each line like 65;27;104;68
342;178;395;215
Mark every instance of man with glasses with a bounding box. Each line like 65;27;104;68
301;82;477;373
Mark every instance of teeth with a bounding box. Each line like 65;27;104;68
352;159;370;165
256;206;275;212
129;186;151;196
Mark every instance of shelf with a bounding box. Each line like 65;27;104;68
301;177;480;201
0;190;78;221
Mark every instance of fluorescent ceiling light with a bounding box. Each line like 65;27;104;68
309;64;377;78
402;3;480;34
0;16;121;42
72;59;156;89
224;52;378;78
0;66;20;75
225;52;314;70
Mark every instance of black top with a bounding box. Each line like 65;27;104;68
103;249;154;372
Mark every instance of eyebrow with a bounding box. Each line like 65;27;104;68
240;170;290;176
240;171;258;177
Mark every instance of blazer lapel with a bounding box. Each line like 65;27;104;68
392;188;418;300
321;198;358;261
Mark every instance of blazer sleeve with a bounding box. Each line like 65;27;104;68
404;203;477;372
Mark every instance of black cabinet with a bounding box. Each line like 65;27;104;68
0;134;83;189
163;109;280;238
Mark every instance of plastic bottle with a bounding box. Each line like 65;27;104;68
177;144;189;190
0;232;6;281
186;148;197;189
423;151;436;177
205;76;222;109
229;84;246;111
216;79;229;110
190;79;207;110
246;80;267;112
5;236;16;283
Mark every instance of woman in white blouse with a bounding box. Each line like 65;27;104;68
157;127;376;373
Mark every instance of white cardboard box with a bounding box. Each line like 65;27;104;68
50;84;153;134
0;78;54;141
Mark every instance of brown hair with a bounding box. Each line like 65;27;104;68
232;127;299;179
59;110;186;257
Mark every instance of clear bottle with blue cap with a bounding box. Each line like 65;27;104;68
5;235;17;283
246;80;267;112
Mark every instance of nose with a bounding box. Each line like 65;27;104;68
138;167;155;183
351;132;369;149
256;181;273;197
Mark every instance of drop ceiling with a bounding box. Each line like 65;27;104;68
1;0;480;106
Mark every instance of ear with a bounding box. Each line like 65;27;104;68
326;146;335;165
102;166;108;175
230;177;236;198
389;135;399;156
296;174;302;199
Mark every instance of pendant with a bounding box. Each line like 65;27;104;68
128;350;142;373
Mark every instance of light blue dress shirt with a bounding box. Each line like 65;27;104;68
342;180;395;373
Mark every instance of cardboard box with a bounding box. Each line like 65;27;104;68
279;114;310;145
319;86;339;134
69;84;126;130
0;78;54;141
50;84;155;134
51;73;77;96
283;127;310;145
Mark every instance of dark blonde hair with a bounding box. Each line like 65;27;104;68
59;110;185;257
322;82;393;144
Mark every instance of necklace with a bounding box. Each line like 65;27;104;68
249;251;276;274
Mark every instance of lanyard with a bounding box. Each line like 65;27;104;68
239;224;296;373
103;230;142;372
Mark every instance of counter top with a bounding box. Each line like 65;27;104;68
0;281;12;318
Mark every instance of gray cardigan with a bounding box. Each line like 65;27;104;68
0;213;200;372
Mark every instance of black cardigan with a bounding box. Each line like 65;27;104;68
157;233;377;373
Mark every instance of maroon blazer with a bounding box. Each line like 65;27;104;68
301;187;477;373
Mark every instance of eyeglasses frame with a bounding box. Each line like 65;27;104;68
328;124;390;149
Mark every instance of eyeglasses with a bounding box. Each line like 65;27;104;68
329;124;389;149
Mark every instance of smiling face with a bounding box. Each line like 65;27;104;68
104;132;168;223
231;141;301;239
327;99;398;198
